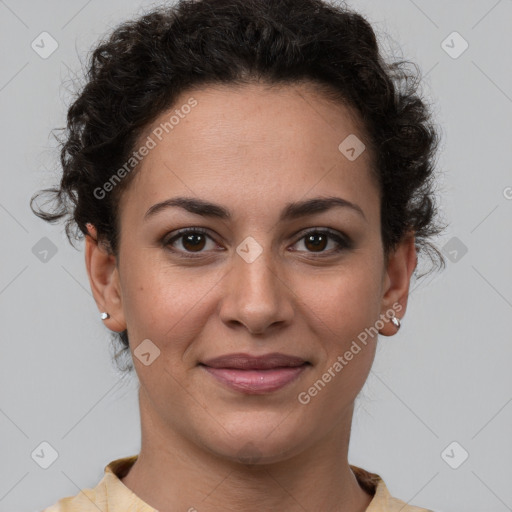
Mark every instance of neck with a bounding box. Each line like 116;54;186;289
121;389;373;512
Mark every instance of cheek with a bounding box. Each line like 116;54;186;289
292;261;382;398
297;259;383;337
119;255;223;355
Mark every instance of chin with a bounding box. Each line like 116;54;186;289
197;418;309;465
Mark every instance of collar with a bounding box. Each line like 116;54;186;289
101;455;430;511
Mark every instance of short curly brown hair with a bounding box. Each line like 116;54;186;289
31;0;446;372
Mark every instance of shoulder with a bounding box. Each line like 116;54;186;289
383;494;435;512
350;465;435;512
41;480;106;512
41;487;102;512
41;455;145;512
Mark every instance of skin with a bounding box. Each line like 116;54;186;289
85;81;417;512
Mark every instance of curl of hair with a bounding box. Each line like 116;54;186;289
31;0;447;372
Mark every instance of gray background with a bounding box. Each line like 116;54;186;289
1;0;511;511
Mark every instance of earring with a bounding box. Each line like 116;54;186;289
100;312;110;320
391;315;401;331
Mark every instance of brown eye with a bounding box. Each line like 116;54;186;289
304;232;328;252
163;228;218;257
181;232;207;252
292;229;351;255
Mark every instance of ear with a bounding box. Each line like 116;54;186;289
84;223;127;333
378;231;418;336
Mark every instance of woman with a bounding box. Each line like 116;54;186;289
33;0;445;510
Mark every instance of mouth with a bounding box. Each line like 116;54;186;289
199;352;311;394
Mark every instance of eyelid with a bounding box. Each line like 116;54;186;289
291;226;347;241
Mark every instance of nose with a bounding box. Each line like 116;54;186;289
218;245;294;335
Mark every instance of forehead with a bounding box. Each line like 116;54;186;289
119;82;379;226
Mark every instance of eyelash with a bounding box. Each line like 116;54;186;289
162;227;352;259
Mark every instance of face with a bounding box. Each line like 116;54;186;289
88;82;414;464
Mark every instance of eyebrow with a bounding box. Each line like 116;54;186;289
144;195;367;223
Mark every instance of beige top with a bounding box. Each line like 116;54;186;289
42;455;434;511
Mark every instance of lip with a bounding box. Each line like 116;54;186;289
199;352;310;395
201;352;308;370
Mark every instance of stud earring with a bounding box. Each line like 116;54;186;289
391;315;401;331
100;312;110;320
